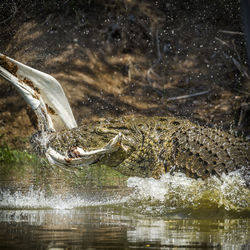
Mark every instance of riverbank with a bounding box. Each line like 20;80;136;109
0;0;249;151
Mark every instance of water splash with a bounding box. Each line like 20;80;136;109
127;171;250;212
0;186;128;210
0;171;249;213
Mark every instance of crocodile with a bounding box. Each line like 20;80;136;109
0;54;249;185
45;116;250;182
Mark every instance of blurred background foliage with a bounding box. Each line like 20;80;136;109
0;0;249;152
0;0;241;22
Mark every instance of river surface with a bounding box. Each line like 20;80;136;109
0;163;249;249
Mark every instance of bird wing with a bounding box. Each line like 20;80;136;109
0;53;77;131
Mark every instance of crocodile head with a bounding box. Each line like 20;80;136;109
46;117;145;168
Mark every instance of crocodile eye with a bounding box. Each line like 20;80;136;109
172;121;180;126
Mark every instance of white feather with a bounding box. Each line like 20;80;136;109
0;53;77;131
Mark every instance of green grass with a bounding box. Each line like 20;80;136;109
0;145;39;165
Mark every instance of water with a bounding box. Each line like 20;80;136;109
0;209;249;249
0;163;249;249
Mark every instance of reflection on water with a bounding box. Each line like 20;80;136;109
0;163;249;249
0;208;249;249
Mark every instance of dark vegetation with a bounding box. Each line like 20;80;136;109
0;0;249;153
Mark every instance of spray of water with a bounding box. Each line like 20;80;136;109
0;186;128;210
127;171;250;212
0;171;249;213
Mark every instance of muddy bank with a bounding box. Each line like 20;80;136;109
0;0;249;150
